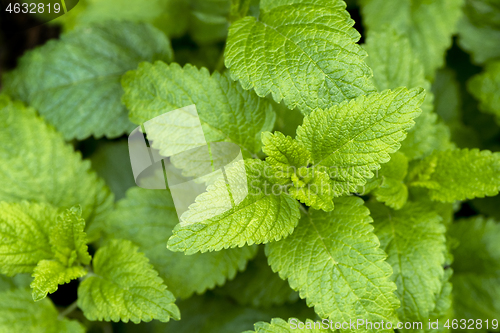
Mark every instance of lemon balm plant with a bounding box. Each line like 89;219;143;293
1;0;500;332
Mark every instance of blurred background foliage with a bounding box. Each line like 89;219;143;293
1;0;500;332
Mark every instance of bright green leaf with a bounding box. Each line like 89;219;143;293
372;152;409;209
31;260;87;302
50;206;91;267
78;239;180;323
409;149;500;202
363;29;453;160
122;62;276;155
168;159;301;253
0;95;113;235
266;197;399;333
0;202;57;276
369;202;446;327
225;0;376;115
296;87;425;196
105;187;258;299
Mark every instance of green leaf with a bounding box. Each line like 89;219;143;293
0;95;113;234
363;29;452;160
262;132;334;211
245;318;327;332
266;197;399;332
78;239;180;323
224;0;376;115
3;21;173;140
50;206;91;267
457;0;500;65
0;202;57;276
216;249;298;308
31;261;87;302
29;206;92;301
428;269;453;333
296;88;425;196
0;288;85;333
122;62;276;155
262;131;311;170
369;202;446;327
168;159;301;253
468;61;500;123
105;187;258;299
409;149;500;202
360;0;463;78
372;152;409;209
450;217;500;332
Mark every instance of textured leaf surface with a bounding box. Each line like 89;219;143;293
105;187;257;299
225;0;376;114
0;95;113;232
266;197;399;332
469;61;500;122
0;288;85;333
262;132;311;170
216;249;298;308
0;202;57;276
30;206;92;301
3;22;172;140
409;149;500;202
168;159;301;253
363;29;452;160
296;88;424;196
78;240;180;323
50;206;91;266
31;261;87;302
262;132;334;211
370;202;446;327
122;62;275;155
245;318;326;332
360;0;463;78
450;217;500;332
372;152;409;209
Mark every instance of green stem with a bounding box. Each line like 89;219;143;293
58;300;79;319
215;48;226;73
299;204;309;215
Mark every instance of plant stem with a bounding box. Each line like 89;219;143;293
299;204;309;215
58;300;79;319
215;48;226;73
